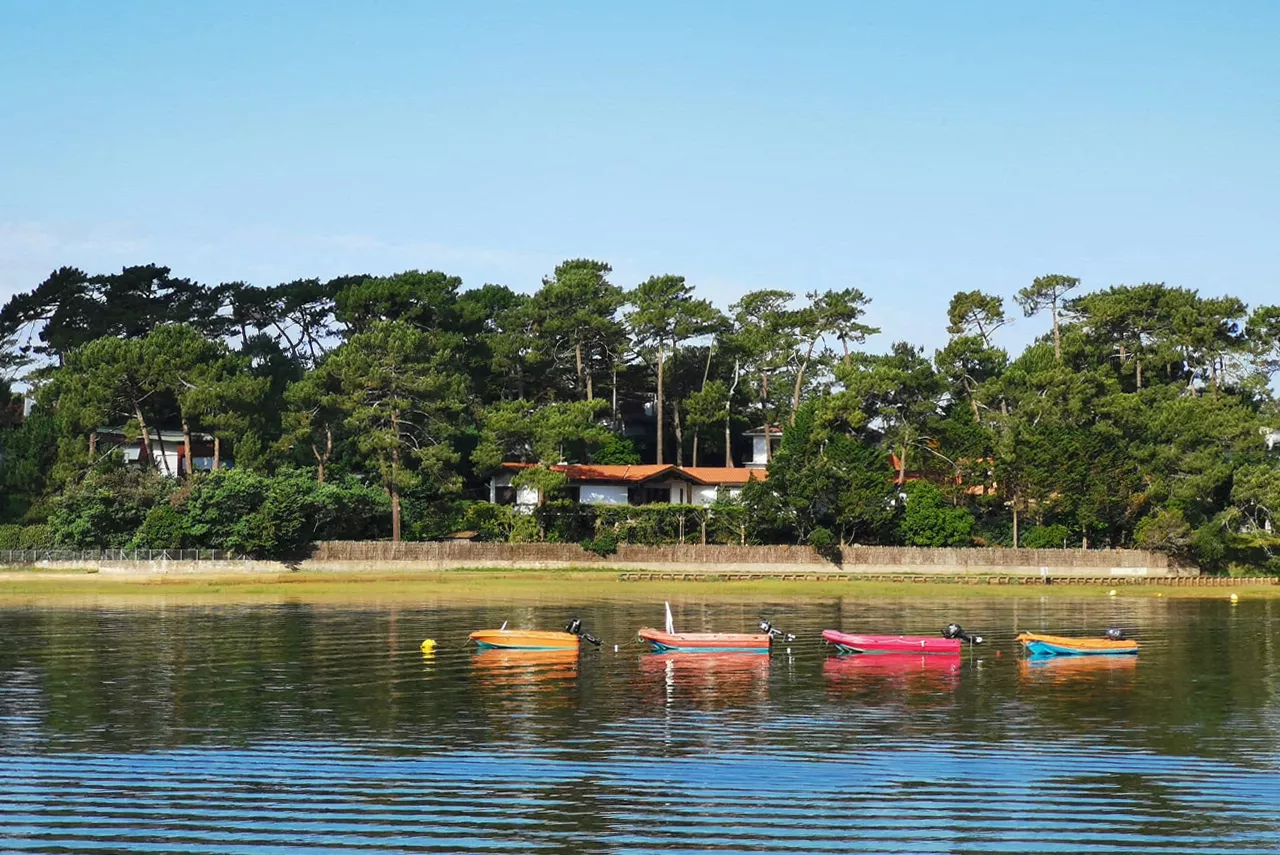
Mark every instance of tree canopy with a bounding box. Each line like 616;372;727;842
3;262;1279;572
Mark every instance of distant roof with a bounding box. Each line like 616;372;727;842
501;462;765;485
743;425;784;436
680;467;767;485
96;427;215;443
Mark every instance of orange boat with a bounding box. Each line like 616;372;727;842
1018;654;1137;682
471;648;580;689
468;629;581;650
637;627;772;653
636;603;785;653
1016;631;1138;656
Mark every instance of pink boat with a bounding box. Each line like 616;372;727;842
823;626;984;655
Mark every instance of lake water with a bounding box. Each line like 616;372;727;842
1;594;1278;854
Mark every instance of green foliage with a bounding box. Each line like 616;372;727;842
18;524;53;549
1134;507;1194;556
474;399;611;471
582;529;619;556
0;410;58;522
49;468;175;548
1020;524;1072;549
590;435;641;465
179;469;389;558
457;502;517;542
898;482;974;547
5;260;1280;571
748;401;895;544
132;505;186;549
0;524;21;549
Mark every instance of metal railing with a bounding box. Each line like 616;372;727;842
0;549;240;564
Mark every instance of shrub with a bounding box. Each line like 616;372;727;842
1020;524;1071;549
898;482;974;547
18;524;53;549
582;529;619;557
508;513;540;543
0;524;20;549
459;502;516;542
48;467;175;548
131;505;186;549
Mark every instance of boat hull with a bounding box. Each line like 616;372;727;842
822;629;961;655
637;627;771;653
1015;632;1138;656
468;629;580;650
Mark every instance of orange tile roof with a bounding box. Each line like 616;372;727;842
679;467;767;485
500;462;767;485
501;462;676;483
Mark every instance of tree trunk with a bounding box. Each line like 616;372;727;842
724;358;740;467
390;412;402;542
611;364;618;427
691;432;699;467
963;378;981;422
1051;296;1062;362
181;418;194;476
213;436;221;471
1012;502;1020;548
655;344;665;464
672;400;684;467
133;405;154;467
1136;357;1143;389
88;431;97;459
154;426;172;476
586;371;594;401
311;425;332;484
841;338;850;367
575;343;586;399
790;341;817;425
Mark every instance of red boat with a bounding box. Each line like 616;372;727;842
822;629;961;655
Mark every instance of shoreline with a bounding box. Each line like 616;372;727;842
0;568;1274;604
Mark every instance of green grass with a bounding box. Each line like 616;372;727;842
0;566;1274;605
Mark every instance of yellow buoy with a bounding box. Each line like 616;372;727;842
1156;592;1163;598
420;638;437;652
1108;589;1117;597
1230;593;1239;604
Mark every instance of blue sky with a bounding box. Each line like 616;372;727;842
2;1;1277;354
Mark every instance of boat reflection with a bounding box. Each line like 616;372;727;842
823;653;961;696
639;652;771;709
470;647;579;691
1019;653;1137;685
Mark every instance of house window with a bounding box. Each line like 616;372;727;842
629;486;671;506
565;486;581;503
494;486;516;506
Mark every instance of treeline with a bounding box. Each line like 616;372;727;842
1;263;1278;570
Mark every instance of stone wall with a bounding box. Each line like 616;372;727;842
0;542;1193;578
304;541;1190;578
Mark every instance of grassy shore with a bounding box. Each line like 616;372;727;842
0;567;1274;604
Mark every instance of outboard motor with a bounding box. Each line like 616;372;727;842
943;622;984;645
564;618;602;647
759;619;796;643
1105;627;1126;641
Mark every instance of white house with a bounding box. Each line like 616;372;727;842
93;427;227;477
490;463;765;510
743;425;783;469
